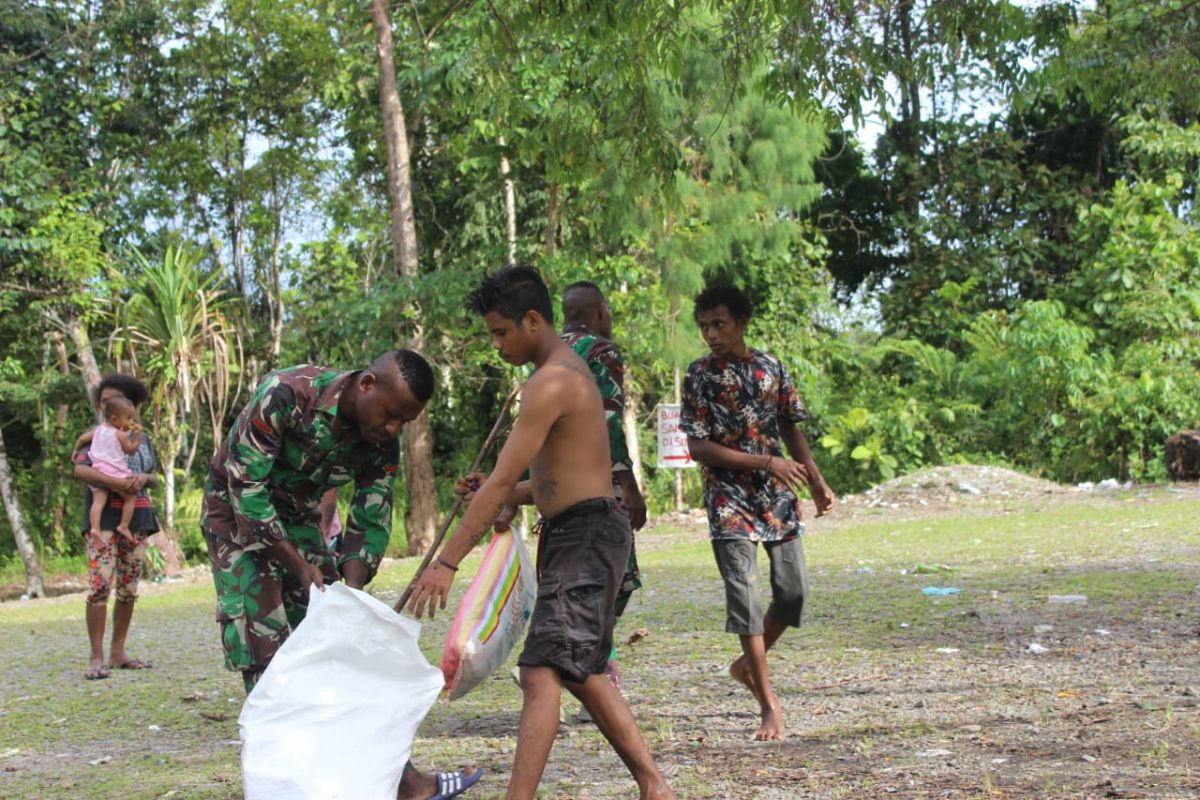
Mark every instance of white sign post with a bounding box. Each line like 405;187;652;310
656;404;695;469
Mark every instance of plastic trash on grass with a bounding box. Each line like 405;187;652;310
239;583;444;800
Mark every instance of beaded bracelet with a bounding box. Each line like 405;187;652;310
436;555;459;572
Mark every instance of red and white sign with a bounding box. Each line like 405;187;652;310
656;404;695;469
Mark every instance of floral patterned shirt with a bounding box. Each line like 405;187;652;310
680;349;808;542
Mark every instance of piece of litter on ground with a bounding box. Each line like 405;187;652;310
88;756;112;766
627;628;651;645
1048;594;1088;604
1027;643;1049;654
935;647;960;654
899;622;909;629
0;748;19;759
917;748;953;758
148;725;161;732
1081;754;1098;763
913;563;955;574
991;758;1007;765
922;586;962;596
1094;628;1111;636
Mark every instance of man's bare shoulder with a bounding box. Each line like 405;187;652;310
529;347;595;389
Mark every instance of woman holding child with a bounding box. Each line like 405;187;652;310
72;373;161;680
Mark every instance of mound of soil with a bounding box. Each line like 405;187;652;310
841;464;1063;511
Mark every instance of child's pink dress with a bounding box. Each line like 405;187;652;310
88;424;132;480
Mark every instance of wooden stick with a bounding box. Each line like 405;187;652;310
395;384;521;613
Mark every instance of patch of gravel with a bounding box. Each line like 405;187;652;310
841;464;1065;512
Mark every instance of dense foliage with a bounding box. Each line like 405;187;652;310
2;0;1197;574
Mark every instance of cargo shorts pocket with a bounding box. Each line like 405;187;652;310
562;578;605;652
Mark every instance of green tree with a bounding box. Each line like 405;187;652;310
114;245;242;565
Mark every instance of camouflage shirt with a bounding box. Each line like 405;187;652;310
202;366;399;577
560;322;632;473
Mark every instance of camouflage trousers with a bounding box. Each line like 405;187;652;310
614;535;642;618
203;520;338;693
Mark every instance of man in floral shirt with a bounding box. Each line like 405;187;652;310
680;282;836;741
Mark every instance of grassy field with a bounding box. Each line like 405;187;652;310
2;488;1199;799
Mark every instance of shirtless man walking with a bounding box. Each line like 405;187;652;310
406;266;675;800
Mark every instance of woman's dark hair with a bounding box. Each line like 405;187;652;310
95;373;149;408
693;281;753;323
466;265;554;326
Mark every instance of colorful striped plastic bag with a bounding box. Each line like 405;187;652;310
441;530;536;699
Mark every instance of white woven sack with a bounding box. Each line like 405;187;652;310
239;583;444;800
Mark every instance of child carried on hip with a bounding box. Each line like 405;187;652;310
75;395;144;547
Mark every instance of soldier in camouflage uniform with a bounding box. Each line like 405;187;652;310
202;350;435;691
203;350;485;799
559;281;646;685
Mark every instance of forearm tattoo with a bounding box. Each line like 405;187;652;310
462;501;507;549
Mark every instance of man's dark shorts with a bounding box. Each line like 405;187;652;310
712;536;809;636
519;497;631;684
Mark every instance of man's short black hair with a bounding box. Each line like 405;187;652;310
564;280;601;295
389;349;435;403
95;373;149;408
466;265;554;326
561;280;605;322
693;281;753;323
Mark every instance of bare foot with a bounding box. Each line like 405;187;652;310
754;693;785;741
729;658;763;702
89;528;109;549
116;525;137;545
641;779;679;799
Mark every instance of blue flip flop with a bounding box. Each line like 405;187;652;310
430;768;484;799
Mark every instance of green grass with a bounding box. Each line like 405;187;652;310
2;490;1199;799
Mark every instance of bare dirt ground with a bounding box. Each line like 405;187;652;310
2;469;1199;799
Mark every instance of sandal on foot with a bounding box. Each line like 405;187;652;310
112;659;153;670
84;666;111;680
430;768;484;799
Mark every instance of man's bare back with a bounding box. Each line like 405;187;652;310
527;344;614;518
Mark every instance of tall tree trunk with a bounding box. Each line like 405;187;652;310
896;0;923;262
623;384;644;491
370;0;438;555
66;315;102;404
268;168;285;360
545;182;559;257
500;135;516;265
0;427;46;598
370;0;419;274
148;415;185;574
52;331;71;542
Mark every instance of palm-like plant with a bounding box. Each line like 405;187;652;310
114;245;243;540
